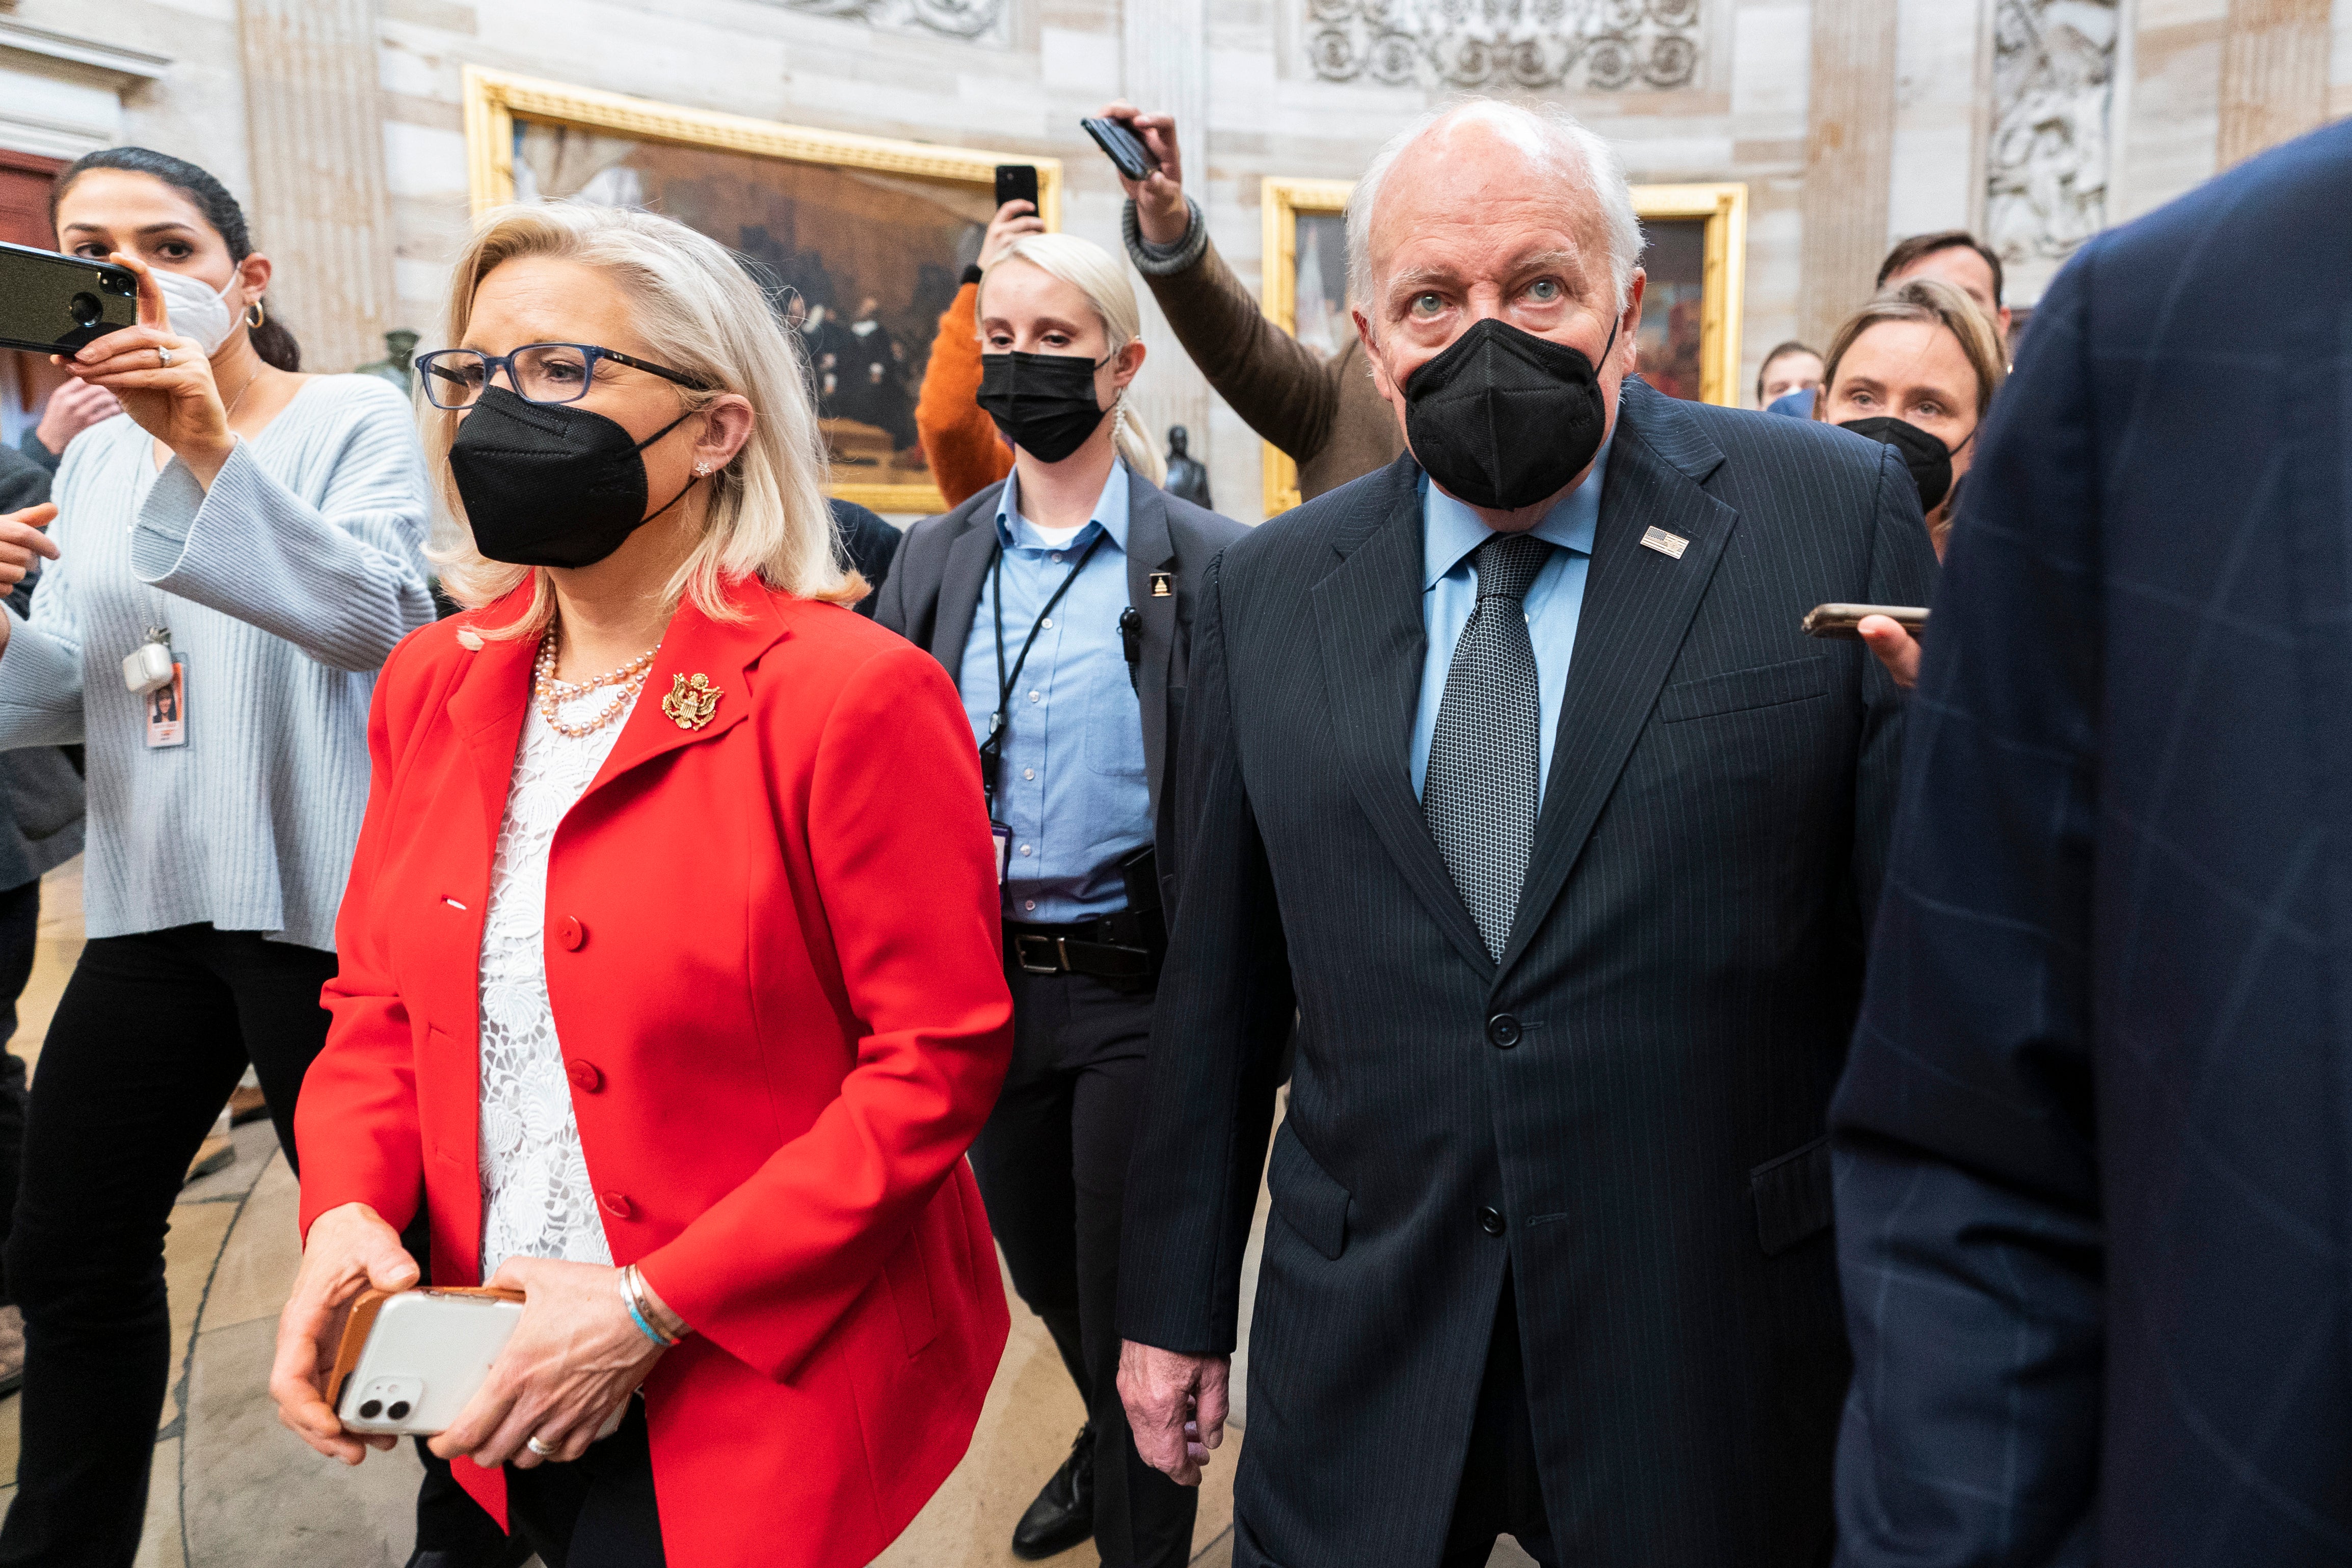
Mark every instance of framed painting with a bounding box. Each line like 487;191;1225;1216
1256;175;1747;517
462;66;1063;515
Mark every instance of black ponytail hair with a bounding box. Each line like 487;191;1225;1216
49;147;302;372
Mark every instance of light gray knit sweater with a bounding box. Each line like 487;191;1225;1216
0;375;434;951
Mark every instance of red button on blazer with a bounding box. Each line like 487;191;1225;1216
296;578;1014;1568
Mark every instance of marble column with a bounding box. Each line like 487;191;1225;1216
1799;0;1901;348
235;0;395;375
1121;0;1211;484
2217;0;2331;168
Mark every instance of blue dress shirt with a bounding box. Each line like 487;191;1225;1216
957;461;1151;922
1409;437;1613;810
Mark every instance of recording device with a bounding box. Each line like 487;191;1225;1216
0;240;138;356
994;164;1039;213
1080;117;1159;182
1802;603;1929;639
331;1287;527;1437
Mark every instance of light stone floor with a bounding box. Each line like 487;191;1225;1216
0;858;1537;1568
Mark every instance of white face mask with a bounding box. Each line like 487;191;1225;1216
151;266;245;357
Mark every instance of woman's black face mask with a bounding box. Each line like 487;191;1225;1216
1402;314;1620;511
1837;415;1974;516
976;350;1112;464
448;386;702;569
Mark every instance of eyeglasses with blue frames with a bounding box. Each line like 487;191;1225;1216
416;343;712;411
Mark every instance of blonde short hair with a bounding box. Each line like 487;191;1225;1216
1816;277;2009;425
428;202;858;636
978;233;1166;486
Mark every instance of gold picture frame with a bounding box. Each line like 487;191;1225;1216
1257;176;1748;518
462;66;1064;516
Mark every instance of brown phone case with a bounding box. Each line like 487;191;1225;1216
1802;603;1930;640
327;1286;526;1409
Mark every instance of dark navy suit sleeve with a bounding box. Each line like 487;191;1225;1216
1829;242;2107;1568
1851;440;1936;934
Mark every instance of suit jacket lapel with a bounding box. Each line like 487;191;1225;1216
583;578;790;800
1312;456;1495;975
930;488;1004;677
1126;471;1180;826
1497;380;1739;979
443;587;539;861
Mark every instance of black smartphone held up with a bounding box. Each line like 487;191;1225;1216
1080;117;1158;183
0;240;138;356
994;164;1039;213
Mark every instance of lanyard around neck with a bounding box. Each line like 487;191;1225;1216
979;527;1108;807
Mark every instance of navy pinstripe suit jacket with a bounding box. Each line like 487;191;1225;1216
1119;376;1934;1567
1831;120;2352;1568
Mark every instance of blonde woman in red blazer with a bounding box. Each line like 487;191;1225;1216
268;202;1013;1568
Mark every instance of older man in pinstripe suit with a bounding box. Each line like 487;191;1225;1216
1114;100;1935;1568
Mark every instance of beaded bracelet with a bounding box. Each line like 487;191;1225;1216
618;1265;682;1348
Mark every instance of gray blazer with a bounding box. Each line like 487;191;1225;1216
0;440;85;893
874;465;1246;910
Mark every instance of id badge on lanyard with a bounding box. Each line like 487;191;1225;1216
144;653;188;748
991;822;1012;885
978;531;1106;889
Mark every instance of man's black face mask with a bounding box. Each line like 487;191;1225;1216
976;350;1111;464
1402;314;1620;511
449;386;700;569
1837;415;1973;516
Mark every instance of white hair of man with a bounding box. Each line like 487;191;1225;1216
1344;98;1644;319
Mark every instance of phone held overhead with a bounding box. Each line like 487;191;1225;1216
1803;603;1929;639
995;164;1039;212
1080;117;1158;182
0;240;138;356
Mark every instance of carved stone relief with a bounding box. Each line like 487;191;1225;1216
1986;0;2115;274
1304;0;1699;91
778;0;1005;42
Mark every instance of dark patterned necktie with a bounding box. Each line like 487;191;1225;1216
1424;532;1553;960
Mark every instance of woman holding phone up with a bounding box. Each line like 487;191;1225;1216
0;149;432;1565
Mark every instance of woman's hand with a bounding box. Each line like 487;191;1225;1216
57;252;236;487
430;1257;669;1470
0;504;62;659
1859;615;1921;691
977;199;1046;272
270;1202;420;1465
29;379;119;458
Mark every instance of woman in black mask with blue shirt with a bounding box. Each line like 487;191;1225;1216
877;232;1246;1568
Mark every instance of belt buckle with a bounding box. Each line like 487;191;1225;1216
1014;933;1067;976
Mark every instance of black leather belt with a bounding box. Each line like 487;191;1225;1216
1005;910;1163;990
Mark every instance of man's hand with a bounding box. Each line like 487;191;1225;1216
31;379;119;457
1097;102;1188;249
977;199;1046;272
1859;615;1921;691
270;1202;420;1465
0;504;62;659
1118;1340;1228;1486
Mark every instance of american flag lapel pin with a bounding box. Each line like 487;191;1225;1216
1640;526;1690;559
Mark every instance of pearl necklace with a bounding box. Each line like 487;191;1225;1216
533;634;659;739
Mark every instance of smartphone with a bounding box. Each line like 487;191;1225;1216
994;164;1039;213
330;1287;525;1437
1802;603;1929;640
0;240;138;356
1080;117;1159;182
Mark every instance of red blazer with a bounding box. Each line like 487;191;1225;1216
297;575;1013;1567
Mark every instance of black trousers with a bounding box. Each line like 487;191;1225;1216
965;966;1196;1568
0;926;337;1568
500;1398;665;1568
1439;1274;1558;1568
0;875;45;1302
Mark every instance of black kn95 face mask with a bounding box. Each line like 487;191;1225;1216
449;386;701;569
1402;314;1620;511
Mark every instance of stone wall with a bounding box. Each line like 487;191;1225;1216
4;0;2347;519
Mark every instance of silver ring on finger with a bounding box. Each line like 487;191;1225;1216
525;1435;557;1458
156;346;173;368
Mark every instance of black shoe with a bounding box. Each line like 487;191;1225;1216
1011;1422;1095;1560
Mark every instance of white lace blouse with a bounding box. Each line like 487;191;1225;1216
476;678;640;1280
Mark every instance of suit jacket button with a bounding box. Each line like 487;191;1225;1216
557;915;585;951
566;1059;603;1093
1486;1013;1521;1049
1478;1205;1507;1237
600;1191;634;1220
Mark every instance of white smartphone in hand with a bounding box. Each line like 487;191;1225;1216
331;1287;525;1437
